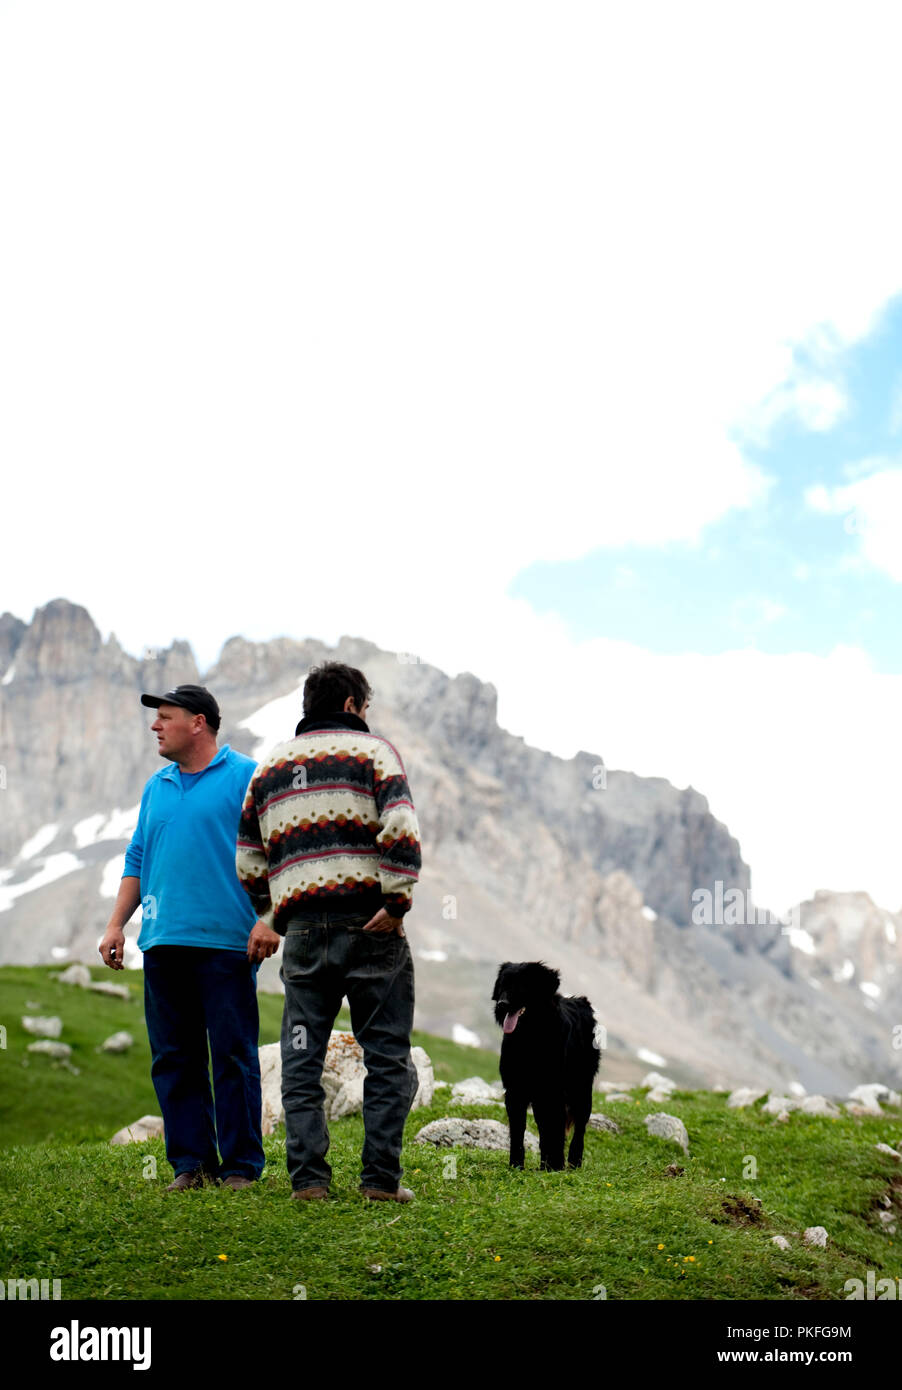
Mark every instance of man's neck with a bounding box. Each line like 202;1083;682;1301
174;742;219;774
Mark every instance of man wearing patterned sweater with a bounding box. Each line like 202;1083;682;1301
236;660;422;1203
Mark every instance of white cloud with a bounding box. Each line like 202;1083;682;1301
4;3;902;666
742;374;847;443
2;4;902;917
805;466;902;580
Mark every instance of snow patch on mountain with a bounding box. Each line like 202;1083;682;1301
786;926;816;955
19;823;59;860
73;814;106;848
0;852;85;911
238;682;306;758
99;855;126;899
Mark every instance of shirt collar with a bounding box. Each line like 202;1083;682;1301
294;711;370;737
160;743;230;780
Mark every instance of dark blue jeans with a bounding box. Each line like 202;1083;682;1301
143;945;265;1181
279;909;418;1192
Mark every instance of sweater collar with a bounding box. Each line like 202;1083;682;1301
294;710;370;737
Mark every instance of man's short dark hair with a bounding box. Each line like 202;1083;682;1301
303;661;372;717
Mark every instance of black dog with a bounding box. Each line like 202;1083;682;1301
492;961;601;1171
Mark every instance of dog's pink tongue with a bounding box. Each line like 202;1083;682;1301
503;1012;520;1034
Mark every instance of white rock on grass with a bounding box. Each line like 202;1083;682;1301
604;1092;634;1103
27;1040;71;1059
596;1081;628;1093
53;963;92;988
799;1096;841;1118
875;1143;902;1161
850;1083;902;1108
100;1031;134;1053
450;1076;504;1104
588;1114;621;1135
763;1095;799;1116
415;1118;539;1151
641;1071;677;1094
771;1235;791;1250
803;1226;829;1247
259;1032;435;1134
87;981;130;1000
727;1088;766;1109
644;1112;689;1154
788;1082;807;1097
110;1116;165;1145
846;1102;883;1117
22;1016;63;1038
646;1087;674;1103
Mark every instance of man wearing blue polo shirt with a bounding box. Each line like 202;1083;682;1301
99;685;280;1192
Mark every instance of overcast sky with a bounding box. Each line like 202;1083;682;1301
3;1;902;916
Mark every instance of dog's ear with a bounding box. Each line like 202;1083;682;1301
492;963;512;1000
539;963;561;995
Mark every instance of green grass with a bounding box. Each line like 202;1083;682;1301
2;966;902;1300
0;964;500;1146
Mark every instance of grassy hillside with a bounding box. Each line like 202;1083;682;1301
2;965;902;1301
0;964;501;1146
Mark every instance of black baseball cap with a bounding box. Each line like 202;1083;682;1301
141;685;221;732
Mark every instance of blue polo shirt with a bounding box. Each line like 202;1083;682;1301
124;744;259;952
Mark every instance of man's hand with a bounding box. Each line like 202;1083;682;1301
362;907;406;937
99;928;126;970
247;921;281;962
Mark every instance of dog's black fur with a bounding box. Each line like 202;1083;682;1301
492;961;601;1171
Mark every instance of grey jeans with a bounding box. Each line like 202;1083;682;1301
279;908;418;1192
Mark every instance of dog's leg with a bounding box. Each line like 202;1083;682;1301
567;1112;588;1168
533;1095;566;1171
505;1090;528;1169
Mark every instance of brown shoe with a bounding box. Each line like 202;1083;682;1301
221;1175;254;1190
166;1169;211;1192
290;1185;330;1201
359;1185;414;1203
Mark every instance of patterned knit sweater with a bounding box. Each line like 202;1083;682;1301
235;710;421;933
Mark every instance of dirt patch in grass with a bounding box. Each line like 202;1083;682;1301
712;1195;766;1227
791;1282;832;1301
866;1172;902;1233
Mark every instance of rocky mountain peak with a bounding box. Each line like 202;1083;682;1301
12;599;103;682
0;611;27;677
